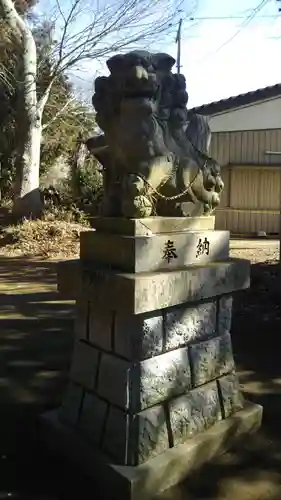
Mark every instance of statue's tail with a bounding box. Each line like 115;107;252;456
185;113;211;155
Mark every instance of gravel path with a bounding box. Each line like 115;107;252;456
230;240;279;263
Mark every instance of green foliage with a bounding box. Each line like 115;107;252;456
0;12;97;200
40;99;95;176
41;203;90;225
73;156;103;201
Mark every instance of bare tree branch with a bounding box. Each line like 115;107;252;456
42;96;75;130
47;0;192;76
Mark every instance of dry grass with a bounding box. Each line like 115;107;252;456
0;218;91;259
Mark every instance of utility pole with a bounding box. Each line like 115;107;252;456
175;18;182;74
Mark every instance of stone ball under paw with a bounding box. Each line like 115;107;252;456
122;195;153;218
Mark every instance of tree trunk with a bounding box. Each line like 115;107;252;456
12;29;43;218
0;0;44;218
13;113;43;218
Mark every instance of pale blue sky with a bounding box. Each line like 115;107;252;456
35;0;281;107
177;0;281;107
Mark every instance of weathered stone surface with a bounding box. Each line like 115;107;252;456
218;295;233;335
165;301;216;351
78;392;108;445
98;354;131;409
42;401;263;499
190;332;235;387
80;230;229;273
218;373;244;418
57;258;250;314
59;382;84;426
114;311;163;360
135;404;170;464
98;349;191;411
169;382;222;447
74;298;89;340
137;348;191;410
57;259;83;298
103;404;169;465
90;216;215;236
88;304;112;351
70;341;100;390
102;406;130;464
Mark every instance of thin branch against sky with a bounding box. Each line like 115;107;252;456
31;0;197;76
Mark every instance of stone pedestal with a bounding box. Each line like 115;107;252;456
41;216;262;499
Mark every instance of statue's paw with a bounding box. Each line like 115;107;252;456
122;195;153;218
123;174;146;196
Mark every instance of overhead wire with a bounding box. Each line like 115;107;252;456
192;0;272;64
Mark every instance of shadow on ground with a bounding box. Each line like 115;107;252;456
0;258;280;499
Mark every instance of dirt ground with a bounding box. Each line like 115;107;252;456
0;240;280;499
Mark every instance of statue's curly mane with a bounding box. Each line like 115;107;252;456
87;50;224;218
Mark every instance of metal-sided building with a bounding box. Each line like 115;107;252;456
193;84;281;235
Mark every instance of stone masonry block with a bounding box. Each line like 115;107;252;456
98;348;191;411
74;298;88;340
103;403;169;465
78;392;108;445
57;258;250;313
218;295;233;335
165;301;216;351
59;382;84;426
88;304;112;351
190;332;235;387
91;216;215;236
135;404;169;465
70;340;99;390
218;373;244;418
102;406;130;464
137;348;191;410
114;311;163;360
169;381;222;447
98;354;131;409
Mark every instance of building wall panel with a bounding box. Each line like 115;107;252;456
210;129;281;166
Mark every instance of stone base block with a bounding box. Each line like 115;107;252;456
57;258;250;312
90;216;215;236
40;401;262;500
80;230;229;273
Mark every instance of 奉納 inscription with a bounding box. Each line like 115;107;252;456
196;237;210;258
163;240;178;263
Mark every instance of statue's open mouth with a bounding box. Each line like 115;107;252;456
121;72;159;102
123;88;157;100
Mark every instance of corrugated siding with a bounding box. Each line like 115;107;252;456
215;166;281;234
216;211;280;234
230;169;259;209
210;129;281;165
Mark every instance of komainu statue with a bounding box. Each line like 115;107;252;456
86;50;224;218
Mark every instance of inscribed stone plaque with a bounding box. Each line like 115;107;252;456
218;373;244;418
190;332;235;387
80;230;229;273
165;301;216;351
169;382;222;447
